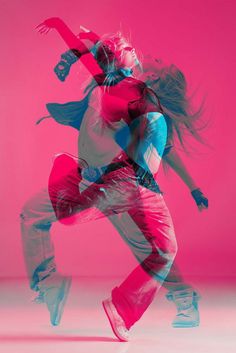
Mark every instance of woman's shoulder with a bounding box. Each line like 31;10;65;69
124;77;158;99
124;76;146;90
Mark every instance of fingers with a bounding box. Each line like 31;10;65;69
40;27;50;34
76;25;90;38
198;203;208;212
35;22;45;29
80;25;90;32
78;25;91;39
35;23;51;35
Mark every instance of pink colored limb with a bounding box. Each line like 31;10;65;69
37;18;104;81
78;29;100;44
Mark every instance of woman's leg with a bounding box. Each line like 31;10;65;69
20;187;58;291
107;193;199;329
20;154;104;291
20;154;139;291
20;153;123;326
108;189;178;329
108;212;192;292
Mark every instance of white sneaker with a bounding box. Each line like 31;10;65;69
102;298;130;342
166;288;200;328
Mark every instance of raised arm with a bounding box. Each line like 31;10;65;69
163;148;208;210
53;26;101;82
36;18;104;81
78;25;100;45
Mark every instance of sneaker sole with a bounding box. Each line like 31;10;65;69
51;277;72;326
102;299;129;342
172;321;200;328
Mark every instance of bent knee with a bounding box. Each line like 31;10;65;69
20;193;53;231
20;210;52;231
158;238;178;265
20;201;31;223
20;196;38;222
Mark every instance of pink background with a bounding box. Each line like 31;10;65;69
0;0;235;279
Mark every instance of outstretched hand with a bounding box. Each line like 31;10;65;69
191;188;208;212
35;17;62;34
77;25;100;44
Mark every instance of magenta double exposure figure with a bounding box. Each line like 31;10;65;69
20;17;208;341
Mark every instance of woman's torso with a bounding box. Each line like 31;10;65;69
78;76;165;169
78;77;142;167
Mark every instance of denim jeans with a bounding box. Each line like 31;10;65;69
20;153;187;329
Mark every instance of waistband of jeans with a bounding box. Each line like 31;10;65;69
77;157;132;183
78;156;162;193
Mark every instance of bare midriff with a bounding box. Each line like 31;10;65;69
78;87;128;167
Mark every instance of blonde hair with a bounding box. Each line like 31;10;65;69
150;64;208;152
92;32;135;86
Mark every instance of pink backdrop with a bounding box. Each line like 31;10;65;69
0;0;235;279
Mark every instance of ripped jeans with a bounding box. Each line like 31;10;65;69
20;153;189;329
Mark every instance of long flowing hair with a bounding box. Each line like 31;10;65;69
83;36;208;154
149;64;209;153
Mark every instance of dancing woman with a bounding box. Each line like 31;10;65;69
20;17;205;341
46;28;208;328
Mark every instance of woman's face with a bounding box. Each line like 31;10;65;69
118;44;138;69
